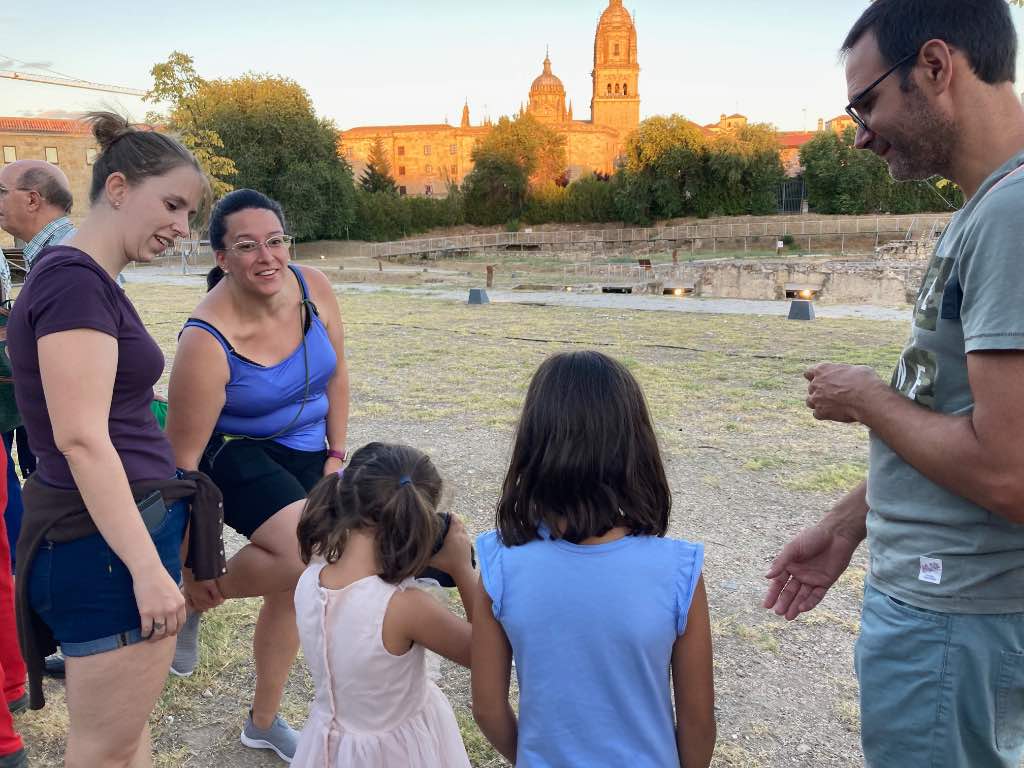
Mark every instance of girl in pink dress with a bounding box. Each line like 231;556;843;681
293;442;475;767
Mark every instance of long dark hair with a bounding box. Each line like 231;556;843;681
297;443;443;583
496;350;671;546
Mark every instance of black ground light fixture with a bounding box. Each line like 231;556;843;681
788;299;815;321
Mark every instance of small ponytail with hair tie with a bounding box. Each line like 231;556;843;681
298;442;445;582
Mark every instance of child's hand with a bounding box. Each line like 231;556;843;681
429;515;473;575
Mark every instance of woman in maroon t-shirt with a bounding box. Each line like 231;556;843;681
7;112;208;766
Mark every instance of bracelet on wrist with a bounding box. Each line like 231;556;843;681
327;448;347;462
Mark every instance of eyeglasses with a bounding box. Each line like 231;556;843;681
228;234;294;254
845;51;918;132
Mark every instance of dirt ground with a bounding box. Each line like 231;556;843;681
17;279;907;767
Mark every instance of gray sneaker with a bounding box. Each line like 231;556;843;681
241;710;297;763
169;612;201;677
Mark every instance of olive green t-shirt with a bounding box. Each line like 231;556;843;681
867;152;1024;614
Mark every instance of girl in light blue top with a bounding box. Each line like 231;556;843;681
471;350;715;768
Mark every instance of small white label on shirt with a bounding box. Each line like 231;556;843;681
919;556;942;585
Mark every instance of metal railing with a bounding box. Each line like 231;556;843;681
365;214;954;261
131;239;215;274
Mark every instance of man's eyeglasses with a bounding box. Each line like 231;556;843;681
0;186;32;199
229;235;294;254
845;51;918;132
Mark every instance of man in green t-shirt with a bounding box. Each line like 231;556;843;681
764;1;1024;765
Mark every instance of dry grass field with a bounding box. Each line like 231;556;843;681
16;279;910;767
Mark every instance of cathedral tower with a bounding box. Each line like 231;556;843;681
591;0;640;146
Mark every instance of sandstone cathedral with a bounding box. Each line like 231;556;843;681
339;0;641;196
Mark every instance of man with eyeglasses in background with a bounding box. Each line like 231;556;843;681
0;160;76;684
0;161;76;286
763;1;1024;766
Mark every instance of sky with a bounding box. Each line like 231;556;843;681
3;1;1024;132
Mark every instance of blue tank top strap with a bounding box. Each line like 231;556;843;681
181;318;234;356
289;264;311;301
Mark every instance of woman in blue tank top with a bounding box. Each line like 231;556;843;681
165;189;349;761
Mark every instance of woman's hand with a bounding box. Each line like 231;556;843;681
133;565;187;641
429;515;473;576
323;455;345;477
182;567;225;613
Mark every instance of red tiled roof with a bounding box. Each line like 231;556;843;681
777;131;817;149
0;117;91;135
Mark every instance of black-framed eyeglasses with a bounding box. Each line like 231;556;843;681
845;51;918;132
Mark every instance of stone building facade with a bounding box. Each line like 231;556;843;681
0;117;97;247
339;0;641;195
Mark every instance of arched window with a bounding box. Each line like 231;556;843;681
607;83;612;95
623;83;628;96
614;83;620;94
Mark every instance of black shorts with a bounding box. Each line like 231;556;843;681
201;437;327;539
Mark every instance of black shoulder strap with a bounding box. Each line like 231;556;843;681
289;264;320;333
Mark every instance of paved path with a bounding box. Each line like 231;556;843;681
123;268;910;322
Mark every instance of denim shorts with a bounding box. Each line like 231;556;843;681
856;583;1024;768
28;498;188;657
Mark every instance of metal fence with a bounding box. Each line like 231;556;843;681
364;214;952;261
132;239;216;274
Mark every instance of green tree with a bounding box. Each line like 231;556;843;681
615;115;783;222
145;52;237;199
462;147;529;225
622;114;706;173
359;136;398;195
801;127;959;214
564;173;620;222
474;114;567;186
194;74;356;241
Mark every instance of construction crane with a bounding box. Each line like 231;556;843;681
0;70;146;97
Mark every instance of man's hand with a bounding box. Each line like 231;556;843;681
804;363;886;423
763;524;861;620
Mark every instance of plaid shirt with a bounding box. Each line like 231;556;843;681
0;249;10;303
23;216;76;269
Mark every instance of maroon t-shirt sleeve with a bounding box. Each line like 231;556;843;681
28;262;120;340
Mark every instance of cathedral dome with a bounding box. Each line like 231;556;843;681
530;55;565;95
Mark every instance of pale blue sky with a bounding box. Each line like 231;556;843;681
3;1;1024;131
